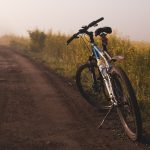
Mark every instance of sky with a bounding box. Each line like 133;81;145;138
0;0;149;41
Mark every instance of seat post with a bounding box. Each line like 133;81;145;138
101;34;108;52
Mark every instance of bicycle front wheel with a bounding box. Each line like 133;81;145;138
76;63;111;110
110;66;142;141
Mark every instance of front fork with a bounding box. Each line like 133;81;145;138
98;64;118;106
87;57;118;105
97;64;119;128
87;58;119;128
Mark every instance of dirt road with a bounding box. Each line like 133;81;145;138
0;46;146;150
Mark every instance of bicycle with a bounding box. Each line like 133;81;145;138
67;17;142;141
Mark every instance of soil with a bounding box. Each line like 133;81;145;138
0;46;147;150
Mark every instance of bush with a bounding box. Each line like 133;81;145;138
28;30;46;51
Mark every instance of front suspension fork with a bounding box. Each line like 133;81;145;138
97;65;118;128
98;65;118;105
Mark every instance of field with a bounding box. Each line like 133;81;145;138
1;30;150;134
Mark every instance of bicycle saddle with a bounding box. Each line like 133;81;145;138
95;27;112;36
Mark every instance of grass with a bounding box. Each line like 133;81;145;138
1;30;150;135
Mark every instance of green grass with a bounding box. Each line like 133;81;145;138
1;30;150;135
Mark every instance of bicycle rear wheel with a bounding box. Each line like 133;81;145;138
111;66;142;141
76;63;111;110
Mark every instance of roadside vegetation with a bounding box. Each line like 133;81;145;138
0;29;150;135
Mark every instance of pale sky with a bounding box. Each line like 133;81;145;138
0;0;149;41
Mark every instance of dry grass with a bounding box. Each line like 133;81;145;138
1;30;149;133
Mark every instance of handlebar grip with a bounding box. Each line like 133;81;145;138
67;33;78;45
88;17;104;28
67;36;74;45
67;35;76;45
95;17;104;23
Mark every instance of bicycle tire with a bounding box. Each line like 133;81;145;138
110;66;142;141
76;63;111;110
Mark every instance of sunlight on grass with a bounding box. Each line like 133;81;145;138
1;30;149;134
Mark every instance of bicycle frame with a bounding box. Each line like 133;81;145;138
67;18;142;139
91;43;118;106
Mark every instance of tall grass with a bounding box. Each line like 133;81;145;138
7;31;150;101
0;34;30;50
24;31;150;102
5;30;150;133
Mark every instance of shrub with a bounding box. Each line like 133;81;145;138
28;30;46;51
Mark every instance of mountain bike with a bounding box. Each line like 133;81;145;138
67;17;142;141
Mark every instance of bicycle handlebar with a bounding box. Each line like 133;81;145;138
87;17;104;28
67;17;104;45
